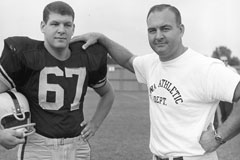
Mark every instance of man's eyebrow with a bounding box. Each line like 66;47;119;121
49;20;59;23
160;24;172;28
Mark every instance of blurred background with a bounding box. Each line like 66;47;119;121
1;0;240;60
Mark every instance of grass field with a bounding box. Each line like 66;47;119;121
0;91;240;160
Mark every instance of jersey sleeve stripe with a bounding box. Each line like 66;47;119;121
0;65;15;89
91;77;107;89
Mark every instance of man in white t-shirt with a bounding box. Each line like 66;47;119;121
72;4;240;160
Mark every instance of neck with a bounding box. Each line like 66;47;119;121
44;43;71;61
177;46;188;58
159;45;187;62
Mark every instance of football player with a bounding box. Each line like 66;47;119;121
0;1;115;160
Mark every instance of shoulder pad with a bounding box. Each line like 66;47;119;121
86;43;108;71
4;36;41;54
69;41;85;51
70;41;107;55
70;41;108;71
87;43;107;55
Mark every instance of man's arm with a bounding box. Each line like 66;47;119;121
0;78;26;149
200;81;240;152
217;81;240;140
72;33;136;73
80;80;115;141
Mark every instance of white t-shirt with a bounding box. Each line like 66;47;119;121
227;65;238;73
133;48;240;157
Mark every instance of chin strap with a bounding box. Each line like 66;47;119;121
5;90;36;137
6;90;26;121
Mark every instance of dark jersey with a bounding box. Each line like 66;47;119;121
0;37;107;138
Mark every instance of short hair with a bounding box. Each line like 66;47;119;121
43;1;75;23
147;4;182;25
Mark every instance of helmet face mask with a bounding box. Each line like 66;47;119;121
0;90;35;136
1;112;30;129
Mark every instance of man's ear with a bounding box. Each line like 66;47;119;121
72;23;75;34
40;21;45;33
179;24;185;36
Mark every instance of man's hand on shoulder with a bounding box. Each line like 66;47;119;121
71;32;103;50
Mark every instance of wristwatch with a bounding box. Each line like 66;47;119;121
214;130;226;145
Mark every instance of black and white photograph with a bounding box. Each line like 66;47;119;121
0;0;240;160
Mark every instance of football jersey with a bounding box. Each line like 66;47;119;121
0;36;107;138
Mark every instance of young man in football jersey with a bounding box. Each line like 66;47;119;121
72;4;240;160
0;1;114;160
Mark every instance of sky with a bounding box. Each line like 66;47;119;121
1;0;240;58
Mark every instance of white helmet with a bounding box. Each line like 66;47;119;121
0;90;35;136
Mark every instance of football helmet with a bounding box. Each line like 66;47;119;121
0;90;35;136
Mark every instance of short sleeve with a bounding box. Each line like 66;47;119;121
206;62;240;102
133;55;148;84
86;44;108;88
0;37;26;88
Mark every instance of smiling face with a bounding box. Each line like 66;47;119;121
41;12;75;51
147;9;184;61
